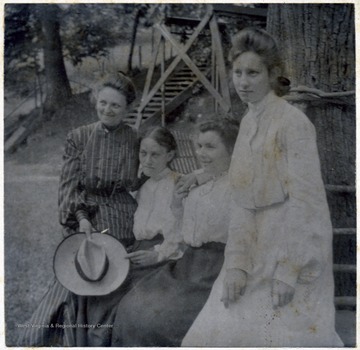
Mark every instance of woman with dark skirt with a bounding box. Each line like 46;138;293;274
111;118;239;347
18;72;143;347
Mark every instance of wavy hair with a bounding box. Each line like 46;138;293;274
229;27;290;96
92;71;137;105
196;117;239;155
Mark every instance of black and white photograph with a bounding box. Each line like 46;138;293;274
3;2;356;347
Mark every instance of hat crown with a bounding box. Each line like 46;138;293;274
54;232;129;296
75;237;109;282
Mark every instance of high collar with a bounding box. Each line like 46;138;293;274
247;90;277;116
97;121;126;133
149;167;172;182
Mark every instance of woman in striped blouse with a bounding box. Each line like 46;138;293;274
18;72;144;347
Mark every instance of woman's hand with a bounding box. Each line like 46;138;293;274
171;190;185;210
175;174;197;197
125;250;159;267
271;279;295;309
79;218;95;238
221;268;247;308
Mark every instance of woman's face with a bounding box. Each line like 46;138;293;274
139;138;174;178
196;131;231;176
232;51;272;104
96;87;128;128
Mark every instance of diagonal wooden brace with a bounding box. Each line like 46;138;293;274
138;9;213;113
158;24;231;113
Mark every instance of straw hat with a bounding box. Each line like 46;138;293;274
53;232;129;296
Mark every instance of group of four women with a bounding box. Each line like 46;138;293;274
19;27;343;347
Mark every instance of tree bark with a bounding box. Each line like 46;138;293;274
267;4;355;187
37;4;72;115
128;9;141;73
267;3;355;303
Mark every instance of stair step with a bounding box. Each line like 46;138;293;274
154;92;179;97
333;228;356;235
161;86;187;92
181;64;207;70
165;81;193;87
130;112;153;119
325;184;355;192
166;81;194;86
150;97;173;102
144;107;160;113
333;264;356;273
169;77;195;82
335;296;356;307
147;103;162;108
173;72;197;78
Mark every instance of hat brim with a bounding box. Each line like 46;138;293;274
53;233;129;296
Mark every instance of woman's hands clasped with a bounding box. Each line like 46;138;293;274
221;268;247;308
221;270;295;310
125;250;159;267
271;279;295;309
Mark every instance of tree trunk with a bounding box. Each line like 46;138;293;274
37;4;72;115
267;4;355;307
127;9;141;73
267;4;355;185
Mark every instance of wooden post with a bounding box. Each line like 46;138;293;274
161;38;166;127
151;27;154;54
209;16;232;112
138;45;142;70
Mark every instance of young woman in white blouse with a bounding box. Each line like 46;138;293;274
126;126;183;267
182;27;343;347
80;126;184;346
111;119;239;347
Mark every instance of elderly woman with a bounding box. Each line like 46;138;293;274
182;27;343;347
111;119;239;347
18;73;144;347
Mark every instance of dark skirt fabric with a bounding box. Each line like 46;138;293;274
111;242;225;347
17;235;164;347
74;234;168;347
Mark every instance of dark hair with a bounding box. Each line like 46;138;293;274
229;27;290;96
141;126;177;153
92;71;137;105
196;117;239;155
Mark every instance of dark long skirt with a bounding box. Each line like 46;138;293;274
111;242;225;347
17;235;164;347
75;235;167;346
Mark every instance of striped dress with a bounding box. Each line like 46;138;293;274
18;121;141;347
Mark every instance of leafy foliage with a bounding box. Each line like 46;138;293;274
60;4;131;66
4;5;43;96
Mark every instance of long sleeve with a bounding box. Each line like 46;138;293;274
58;122;141;231
154;180;185;262
58;130;92;230
180;175;230;247
154;236;185;262
273;111;332;287
134;170;184;261
224;203;255;273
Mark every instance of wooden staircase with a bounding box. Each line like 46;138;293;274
123;6;232;132
327;186;356;310
125;63;208;129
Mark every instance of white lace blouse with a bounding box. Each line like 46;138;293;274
133;167;182;261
